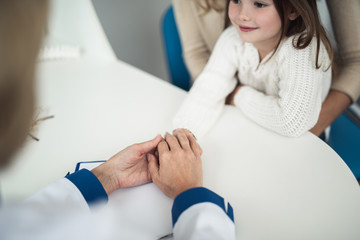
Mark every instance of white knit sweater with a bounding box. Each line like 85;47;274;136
173;26;332;138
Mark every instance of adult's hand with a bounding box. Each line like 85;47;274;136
148;129;203;199
91;135;163;195
310;90;351;136
179;128;202;155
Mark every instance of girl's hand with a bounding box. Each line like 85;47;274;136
226;85;243;105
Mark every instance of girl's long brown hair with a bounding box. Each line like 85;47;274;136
225;0;334;70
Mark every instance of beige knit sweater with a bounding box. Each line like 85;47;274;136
173;26;332;138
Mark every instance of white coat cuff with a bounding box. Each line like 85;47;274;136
172;187;234;226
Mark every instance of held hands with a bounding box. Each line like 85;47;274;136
148;129;203;199
91;129;203;199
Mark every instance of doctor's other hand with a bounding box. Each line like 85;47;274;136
174;128;203;156
148;129;203;199
91;134;163;195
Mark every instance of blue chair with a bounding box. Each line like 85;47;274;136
161;6;191;91
327;105;360;180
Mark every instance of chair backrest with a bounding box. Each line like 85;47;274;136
327;103;360;180
161;6;191;91
42;0;116;61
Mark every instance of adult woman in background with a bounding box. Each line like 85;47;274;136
173;0;360;137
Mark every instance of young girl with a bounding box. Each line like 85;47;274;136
173;0;333;138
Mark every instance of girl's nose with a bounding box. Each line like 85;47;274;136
238;5;251;21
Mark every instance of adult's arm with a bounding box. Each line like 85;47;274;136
327;0;360;101
148;129;236;239
17;134;162;207
172;0;225;81
0;171;108;239
311;0;360;135
173;187;235;240
0;135;163;239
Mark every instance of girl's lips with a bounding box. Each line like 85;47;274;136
239;25;258;32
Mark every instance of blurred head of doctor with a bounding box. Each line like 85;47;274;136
0;0;48;168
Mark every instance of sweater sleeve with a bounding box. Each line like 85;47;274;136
234;38;332;137
173;27;239;139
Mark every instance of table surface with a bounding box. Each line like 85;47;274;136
1;59;359;240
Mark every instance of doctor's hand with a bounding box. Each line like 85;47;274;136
91;135;163;195
148;129;203;199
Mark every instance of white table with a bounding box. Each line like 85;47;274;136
1;60;360;239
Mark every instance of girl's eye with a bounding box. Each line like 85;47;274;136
231;0;241;4
254;2;267;8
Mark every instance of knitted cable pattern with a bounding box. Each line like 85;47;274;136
173;26;331;138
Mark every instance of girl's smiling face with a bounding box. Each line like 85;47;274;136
228;0;282;57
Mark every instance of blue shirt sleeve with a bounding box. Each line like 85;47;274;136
171;187;234;226
66;169;108;205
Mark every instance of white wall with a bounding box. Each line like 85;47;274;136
92;0;172;81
